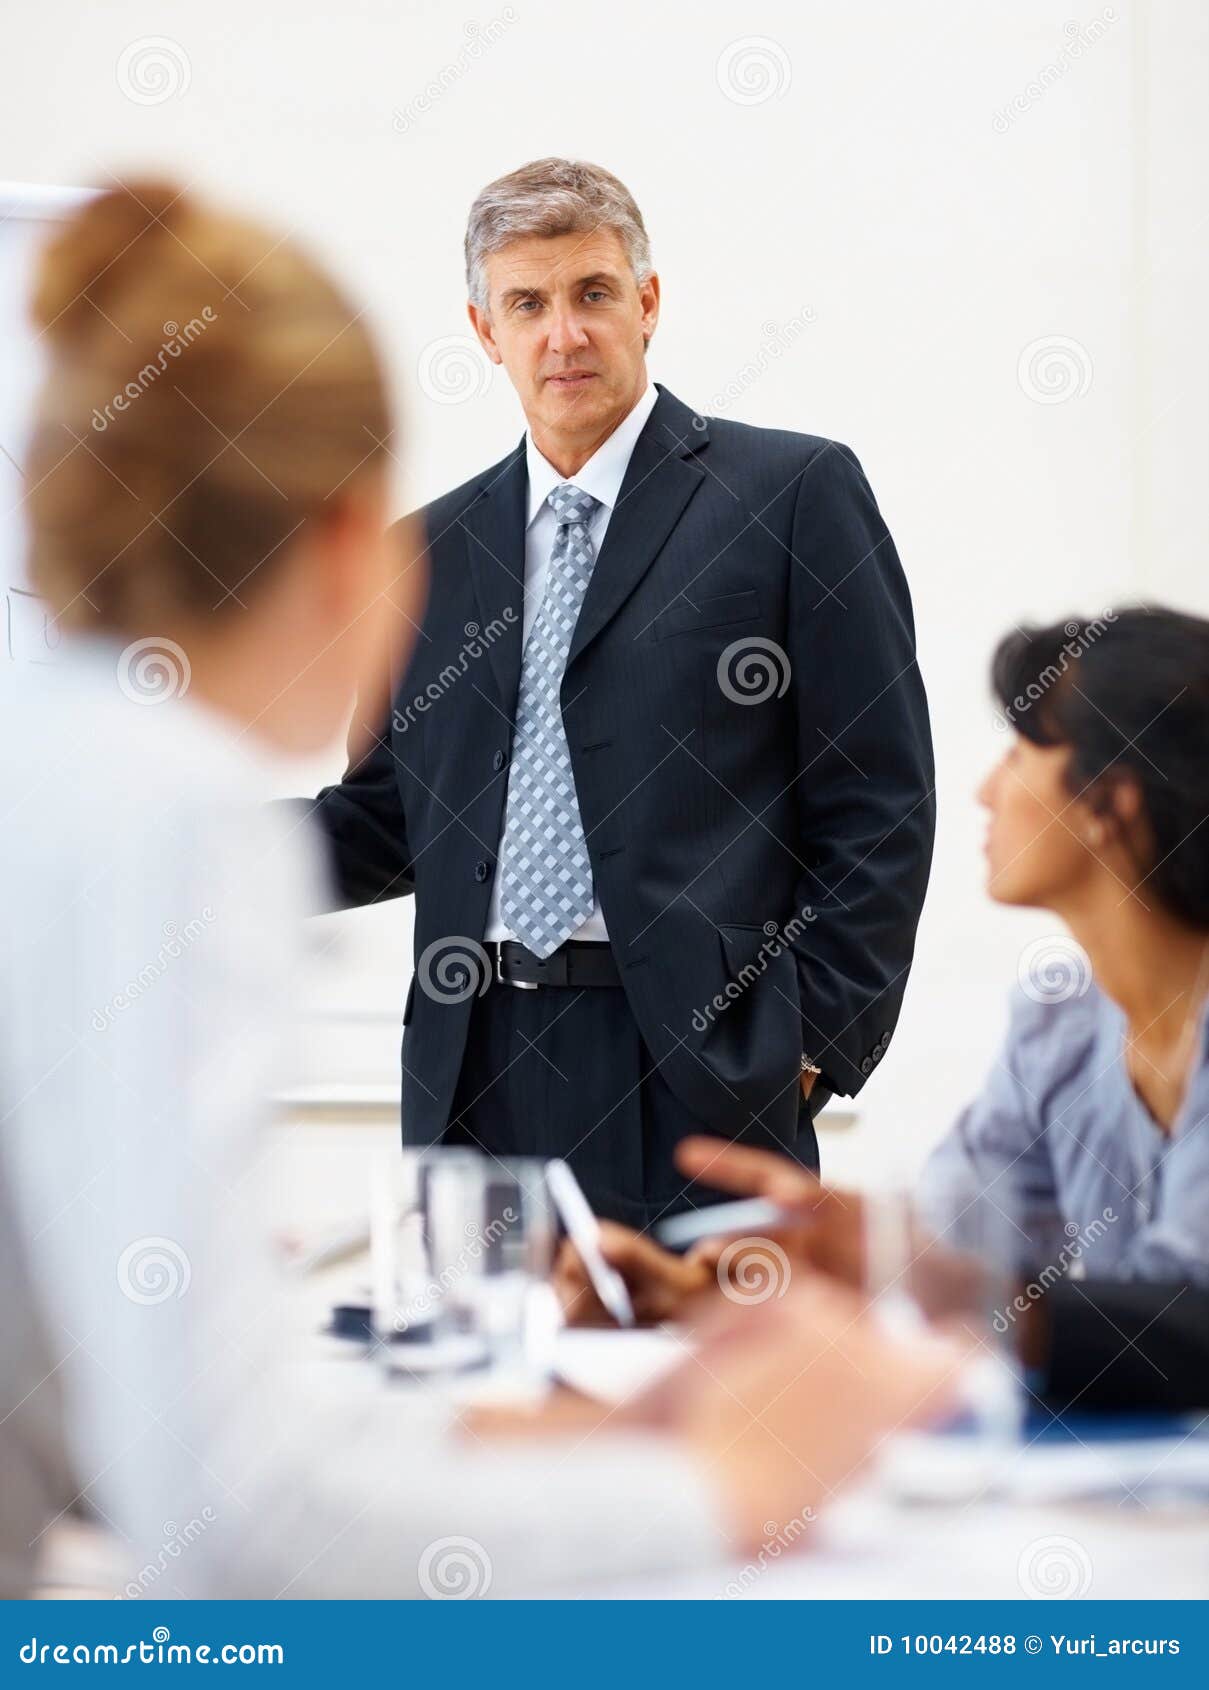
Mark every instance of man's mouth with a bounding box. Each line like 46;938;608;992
545;371;597;387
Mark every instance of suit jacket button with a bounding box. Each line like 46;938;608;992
860;1056;874;1075
474;860;490;882
493;749;506;771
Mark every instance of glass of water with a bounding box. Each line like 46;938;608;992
864;1171;1025;1499
371;1149;558;1395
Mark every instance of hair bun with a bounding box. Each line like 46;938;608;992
30;180;190;346
27;176;392;632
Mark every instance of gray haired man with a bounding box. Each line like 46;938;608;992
304;158;935;1225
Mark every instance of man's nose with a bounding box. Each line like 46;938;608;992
547;305;590;354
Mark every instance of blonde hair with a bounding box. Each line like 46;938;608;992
27;179;392;631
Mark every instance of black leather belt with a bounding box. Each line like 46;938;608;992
489;939;622;989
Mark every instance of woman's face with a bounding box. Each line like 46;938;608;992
978;735;1102;910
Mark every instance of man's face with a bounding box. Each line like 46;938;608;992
468;227;659;449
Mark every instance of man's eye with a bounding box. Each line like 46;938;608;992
583;290;607;302
516;299;540;313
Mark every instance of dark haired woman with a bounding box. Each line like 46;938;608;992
925;605;1209;1282
555;605;1209;1346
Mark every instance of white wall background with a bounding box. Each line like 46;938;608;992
2;0;1205;1174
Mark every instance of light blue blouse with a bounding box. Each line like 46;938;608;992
923;980;1209;1286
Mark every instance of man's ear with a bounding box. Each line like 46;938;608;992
639;270;661;347
468;299;503;365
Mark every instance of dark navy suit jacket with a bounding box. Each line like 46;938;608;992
305;384;936;1165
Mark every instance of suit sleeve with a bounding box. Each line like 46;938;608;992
286;714;416;912
785;442;935;1095
1036;1278;1209;1411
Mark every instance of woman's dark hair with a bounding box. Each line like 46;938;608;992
991;605;1209;929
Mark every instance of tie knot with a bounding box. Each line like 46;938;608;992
547;482;599;528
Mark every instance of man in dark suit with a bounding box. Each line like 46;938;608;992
303;157;935;1225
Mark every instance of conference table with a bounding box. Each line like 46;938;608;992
299;1253;1209;1603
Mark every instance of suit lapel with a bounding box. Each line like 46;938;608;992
459;442;527;720
458;386;710;715
566;385;708;668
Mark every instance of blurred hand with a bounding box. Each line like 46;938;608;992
470;1271;964;1556
669;1276;964;1551
676;1137;867;1291
553;1221;714;1327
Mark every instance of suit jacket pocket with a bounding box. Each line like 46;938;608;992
653;589;760;642
718;920;785;984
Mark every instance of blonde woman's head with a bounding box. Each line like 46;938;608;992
27;179;422;751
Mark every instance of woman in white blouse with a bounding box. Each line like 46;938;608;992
0;180;953;1598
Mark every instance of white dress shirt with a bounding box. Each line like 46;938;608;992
0;637;722;1597
484;382;659;946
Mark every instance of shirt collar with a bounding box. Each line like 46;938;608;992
524;382;658;529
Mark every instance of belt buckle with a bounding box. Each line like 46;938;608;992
496;945;538;989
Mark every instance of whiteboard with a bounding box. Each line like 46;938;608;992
0;183;94;664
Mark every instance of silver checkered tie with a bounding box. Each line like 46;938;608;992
498;482;601;958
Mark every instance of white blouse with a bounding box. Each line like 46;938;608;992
0;639;720;1597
